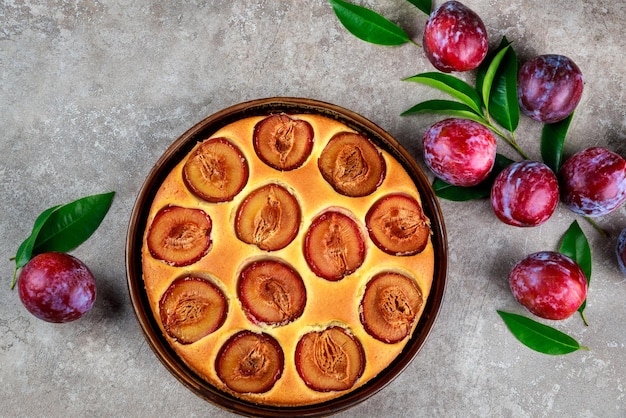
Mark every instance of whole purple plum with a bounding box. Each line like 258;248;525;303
423;1;488;73
509;251;587;320
559;147;626;216
490;161;559;227
517;54;584;123
423;118;497;186
18;252;96;323
616;228;626;275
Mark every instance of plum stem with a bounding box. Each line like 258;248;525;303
583;216;609;238
487;123;530;160
8;256;18;289
481;113;529;159
409;39;422;48
10;267;18;290
579;310;589;327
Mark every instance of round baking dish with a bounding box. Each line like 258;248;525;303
126;97;447;416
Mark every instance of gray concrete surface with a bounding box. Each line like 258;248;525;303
1;1;625;416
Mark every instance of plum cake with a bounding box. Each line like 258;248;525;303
141;112;435;406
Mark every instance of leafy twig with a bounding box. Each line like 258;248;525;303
583;216;609;238
10;192;115;289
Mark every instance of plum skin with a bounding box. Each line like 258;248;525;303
423;1;488;73
616;228;626;275
423;118;497;186
559;147;626;216
509;251;587;320
518;54;584;123
490;161;559;227
18;252;97;323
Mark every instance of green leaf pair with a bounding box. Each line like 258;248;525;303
403;37;529;160
328;0;432;46
11;192;115;289
403;72;484;118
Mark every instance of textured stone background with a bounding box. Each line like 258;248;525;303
1;1;625;416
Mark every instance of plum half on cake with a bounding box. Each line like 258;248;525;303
141;112;435;407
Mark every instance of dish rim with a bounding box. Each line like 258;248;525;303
125;97;448;417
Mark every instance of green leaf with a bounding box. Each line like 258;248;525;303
329;0;410;46
487;41;519;132
558;219;592;325
497;310;589;355
559;220;592;279
405;0;432;15
32;192;116;254
541;113;573;173
432;154;515;201
476;36;510;97
11;204;61;289
433;178;492;201
480;44;511;116
401;99;486;124
404;72;484;116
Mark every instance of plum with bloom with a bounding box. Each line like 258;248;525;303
423;118;496;187
18;252;96;323
423;1;488;72
559;147;626;216
491;161;559;227
509;251;587;320
518;54;584;123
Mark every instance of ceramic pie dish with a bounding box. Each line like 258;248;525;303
126;97;447;416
